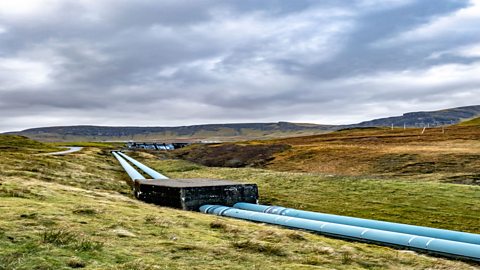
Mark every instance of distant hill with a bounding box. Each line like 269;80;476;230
7;122;339;142
351;105;480;128
6;105;480;142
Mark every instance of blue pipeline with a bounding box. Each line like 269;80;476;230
201;205;480;262
117;152;168;179
112;152;145;180
233;202;480;246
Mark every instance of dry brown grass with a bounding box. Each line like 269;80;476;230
172;126;480;182
263;126;480;183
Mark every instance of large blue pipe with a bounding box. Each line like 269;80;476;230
112;151;145;180
234;203;480;245
116;152;168;179
201;205;480;262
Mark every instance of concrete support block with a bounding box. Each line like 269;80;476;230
134;178;258;211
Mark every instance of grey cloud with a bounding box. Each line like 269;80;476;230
0;0;479;132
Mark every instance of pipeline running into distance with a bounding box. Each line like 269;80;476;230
112;151;145;181
111;152;480;262
233;202;480;245
116;152;168;179
201;205;480;262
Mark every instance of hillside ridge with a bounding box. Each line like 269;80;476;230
5;105;480;142
353;105;480;127
6;122;338;142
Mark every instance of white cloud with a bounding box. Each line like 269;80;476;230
0;0;61;17
188;8;355;65
304;61;480;120
324;61;480;95
429;42;480;59
376;0;480;47
280;61;480;123
0;58;52;90
455;43;480;57
356;0;415;11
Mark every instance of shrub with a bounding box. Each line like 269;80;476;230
42;229;76;246
72;208;98;215
209;220;228;230
231;240;286;256
41;228;103;251
0;186;36;198
67;258;86;268
74;238;103;251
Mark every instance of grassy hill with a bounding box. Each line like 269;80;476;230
459;117;480;126
0;135;56;152
1;135;479;269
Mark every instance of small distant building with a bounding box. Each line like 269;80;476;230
126;142;189;150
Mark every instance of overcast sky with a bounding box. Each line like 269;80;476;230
1;0;480;132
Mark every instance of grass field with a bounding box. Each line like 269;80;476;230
175;126;480;185
136;153;480;234
1;135;479;269
269;126;480;180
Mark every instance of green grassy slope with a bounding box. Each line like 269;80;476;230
0;136;478;269
459;117;480;126
0;135;57;152
142;155;480;234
